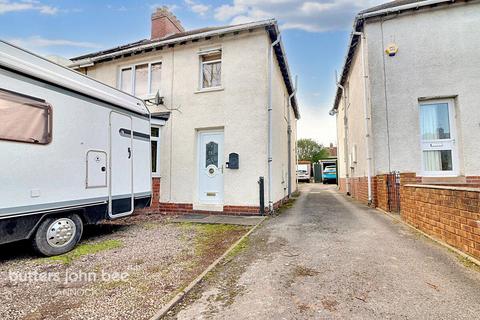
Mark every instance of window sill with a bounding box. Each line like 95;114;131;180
195;86;224;94
152;174;161;178
421;176;465;185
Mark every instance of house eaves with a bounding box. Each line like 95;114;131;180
69;20;299;119
331;0;462;112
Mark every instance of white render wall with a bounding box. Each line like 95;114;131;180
80;29;296;207
366;2;480;177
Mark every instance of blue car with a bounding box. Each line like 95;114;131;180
322;166;337;184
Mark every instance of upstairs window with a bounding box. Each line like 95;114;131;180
200;50;222;89
119;62;162;97
0;89;52;145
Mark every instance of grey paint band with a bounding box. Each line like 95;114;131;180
0;192;152;219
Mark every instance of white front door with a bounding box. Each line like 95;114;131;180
109;112;134;217
198;131;224;204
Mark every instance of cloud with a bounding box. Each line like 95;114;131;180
297;103;337;146
0;0;58;15
214;0;385;32
107;4;127;12
185;0;210;16
9;36;101;51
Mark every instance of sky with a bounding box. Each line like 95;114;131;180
0;0;385;146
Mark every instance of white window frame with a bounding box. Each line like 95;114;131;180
151;125;161;177
198;48;222;91
419;98;459;177
118;60;162;98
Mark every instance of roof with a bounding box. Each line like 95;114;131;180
0;40;149;116
360;0;427;14
69;19;300;119
71;26;226;61
151;111;171;121
331;0;460;112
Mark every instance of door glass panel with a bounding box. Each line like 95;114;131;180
151;127;159;137
206;141;218;168
151;140;157;173
420;103;450;140
423;150;452;171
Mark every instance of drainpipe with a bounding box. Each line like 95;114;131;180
268;34;281;212
336;81;350;196
287;75;298;197
353;31;373;205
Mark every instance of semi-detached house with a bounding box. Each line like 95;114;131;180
331;0;480;204
331;0;480;260
70;7;299;215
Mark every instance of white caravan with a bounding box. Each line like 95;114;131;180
0;41;152;256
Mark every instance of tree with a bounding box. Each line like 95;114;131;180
297;138;330;163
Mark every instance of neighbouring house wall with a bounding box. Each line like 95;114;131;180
366;2;480;177
401;185;480;260
271;49;297;204
336;36;373;204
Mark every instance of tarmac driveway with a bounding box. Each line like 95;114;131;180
171;183;480;319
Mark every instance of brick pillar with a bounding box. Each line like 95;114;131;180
150;177;161;211
376;174;389;212
399;172;416;219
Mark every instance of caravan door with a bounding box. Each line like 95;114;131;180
109;112;134;217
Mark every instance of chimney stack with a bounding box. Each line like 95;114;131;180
151;7;185;39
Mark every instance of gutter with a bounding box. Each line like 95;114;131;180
359;0;455;19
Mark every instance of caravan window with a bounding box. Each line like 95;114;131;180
0;89;52;145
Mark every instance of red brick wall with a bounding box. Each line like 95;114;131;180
349;176;376;206
401;185;480;260
338;178;347;194
151;8;184;39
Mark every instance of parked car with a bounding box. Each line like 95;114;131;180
322;165;337;184
297;164;311;182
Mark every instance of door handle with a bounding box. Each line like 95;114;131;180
128;147;132;159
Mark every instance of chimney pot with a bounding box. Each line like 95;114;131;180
151;6;184;40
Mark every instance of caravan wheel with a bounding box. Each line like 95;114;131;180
32;214;83;256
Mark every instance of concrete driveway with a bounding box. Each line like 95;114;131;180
171;183;480;319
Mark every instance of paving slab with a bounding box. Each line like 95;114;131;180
172;214;265;226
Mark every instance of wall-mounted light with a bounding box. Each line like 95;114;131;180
385;43;399;57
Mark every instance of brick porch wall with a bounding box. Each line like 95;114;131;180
401;185;480;260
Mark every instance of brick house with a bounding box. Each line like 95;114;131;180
69;7;299;215
330;0;480;260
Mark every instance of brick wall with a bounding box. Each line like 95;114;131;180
349;176;376;206
401;185;480;260
338;178;347;194
376;174;389;212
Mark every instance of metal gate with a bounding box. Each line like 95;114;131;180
387;171;401;213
